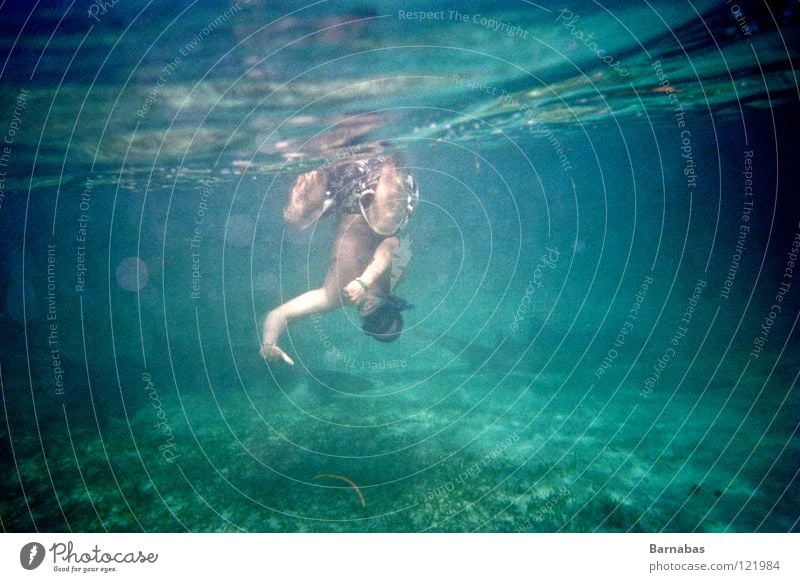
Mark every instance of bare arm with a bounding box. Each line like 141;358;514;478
343;236;399;304
360;236;399;287
260;287;336;365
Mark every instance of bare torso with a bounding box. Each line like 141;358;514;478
324;213;390;305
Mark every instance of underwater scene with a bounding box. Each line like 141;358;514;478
0;0;798;533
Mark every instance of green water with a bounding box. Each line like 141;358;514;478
0;0;798;532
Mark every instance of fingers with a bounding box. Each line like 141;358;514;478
260;344;294;366
344;282;365;304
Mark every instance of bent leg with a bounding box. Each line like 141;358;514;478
362;162;410;236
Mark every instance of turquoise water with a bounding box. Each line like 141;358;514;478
1;0;798;532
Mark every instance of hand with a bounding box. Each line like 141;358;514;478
344;279;367;305
260;343;295;366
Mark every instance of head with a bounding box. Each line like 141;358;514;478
360;295;412;342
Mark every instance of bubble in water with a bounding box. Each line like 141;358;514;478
116;257;149;292
226;214;255;248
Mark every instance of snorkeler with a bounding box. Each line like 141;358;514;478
259;153;419;366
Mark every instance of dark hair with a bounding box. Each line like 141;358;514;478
361;295;412;343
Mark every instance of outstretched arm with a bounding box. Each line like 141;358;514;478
260;287;336;365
